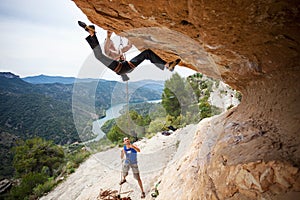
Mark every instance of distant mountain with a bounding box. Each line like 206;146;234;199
0;74;81;144
21;74;164;104
0;73;164;138
22;74;165;87
22;74;101;84
0;72;20;79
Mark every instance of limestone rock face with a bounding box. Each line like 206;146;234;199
156;113;300;200
73;0;300;199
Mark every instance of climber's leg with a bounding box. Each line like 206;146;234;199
129;49;166;70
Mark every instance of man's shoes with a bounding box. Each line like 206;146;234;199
78;21;86;29
167;58;181;72
141;192;146;198
78;21;95;33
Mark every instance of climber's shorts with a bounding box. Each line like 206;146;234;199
122;163;140;180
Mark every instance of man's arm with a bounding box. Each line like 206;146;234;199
121;149;125;159
104;35;121;59
130;144;140;152
104;37;114;52
104;31;115;51
104;41;120;58
120;41;132;53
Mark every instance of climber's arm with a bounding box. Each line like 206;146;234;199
104;44;121;60
104;32;121;59
120;41;133;53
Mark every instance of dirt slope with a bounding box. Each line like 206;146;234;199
41;125;196;200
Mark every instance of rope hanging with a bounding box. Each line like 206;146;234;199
118;36;126;61
126;81;130;134
118;36;130;133
117;35;131;181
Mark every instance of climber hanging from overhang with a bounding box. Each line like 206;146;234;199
78;21;181;82
104;30;132;62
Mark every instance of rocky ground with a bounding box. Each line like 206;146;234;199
40;124;196;200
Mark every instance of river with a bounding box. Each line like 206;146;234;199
91;99;161;141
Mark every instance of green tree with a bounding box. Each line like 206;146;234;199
162;73;198;124
12;137;65;177
101;119;116;134
198;96;221;119
199;100;212;119
106;125;127;143
162;73;186;117
162;87;180;117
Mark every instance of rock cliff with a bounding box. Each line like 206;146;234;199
73;0;299;199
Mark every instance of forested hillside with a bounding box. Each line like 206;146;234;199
98;73;241;147
0;72;163;179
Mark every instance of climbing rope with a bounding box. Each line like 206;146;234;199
118;159;125;197
118;35;130;134
98;188;132;200
116;159;133;200
98;34;133;200
118;36;126;61
126;81;130;134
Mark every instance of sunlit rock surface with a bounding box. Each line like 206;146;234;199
73;0;300;199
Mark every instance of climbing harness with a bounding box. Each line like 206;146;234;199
113;35;136;75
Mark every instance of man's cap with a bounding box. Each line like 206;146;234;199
123;137;129;141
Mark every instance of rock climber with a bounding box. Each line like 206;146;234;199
120;137;145;198
78;21;181;81
104;30;132;61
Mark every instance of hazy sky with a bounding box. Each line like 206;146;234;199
0;0;196;81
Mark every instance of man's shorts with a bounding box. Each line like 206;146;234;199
122;163;140;180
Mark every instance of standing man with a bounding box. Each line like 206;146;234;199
120;137;145;198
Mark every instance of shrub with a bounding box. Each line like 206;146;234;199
12;137;64;177
33;178;56;197
145;132;156;139
148;118;165;133
235;91;242;102
66;161;77;170
67;168;75;174
227;104;234;110
69;151;90;166
175;140;180;149
9;172;48;200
